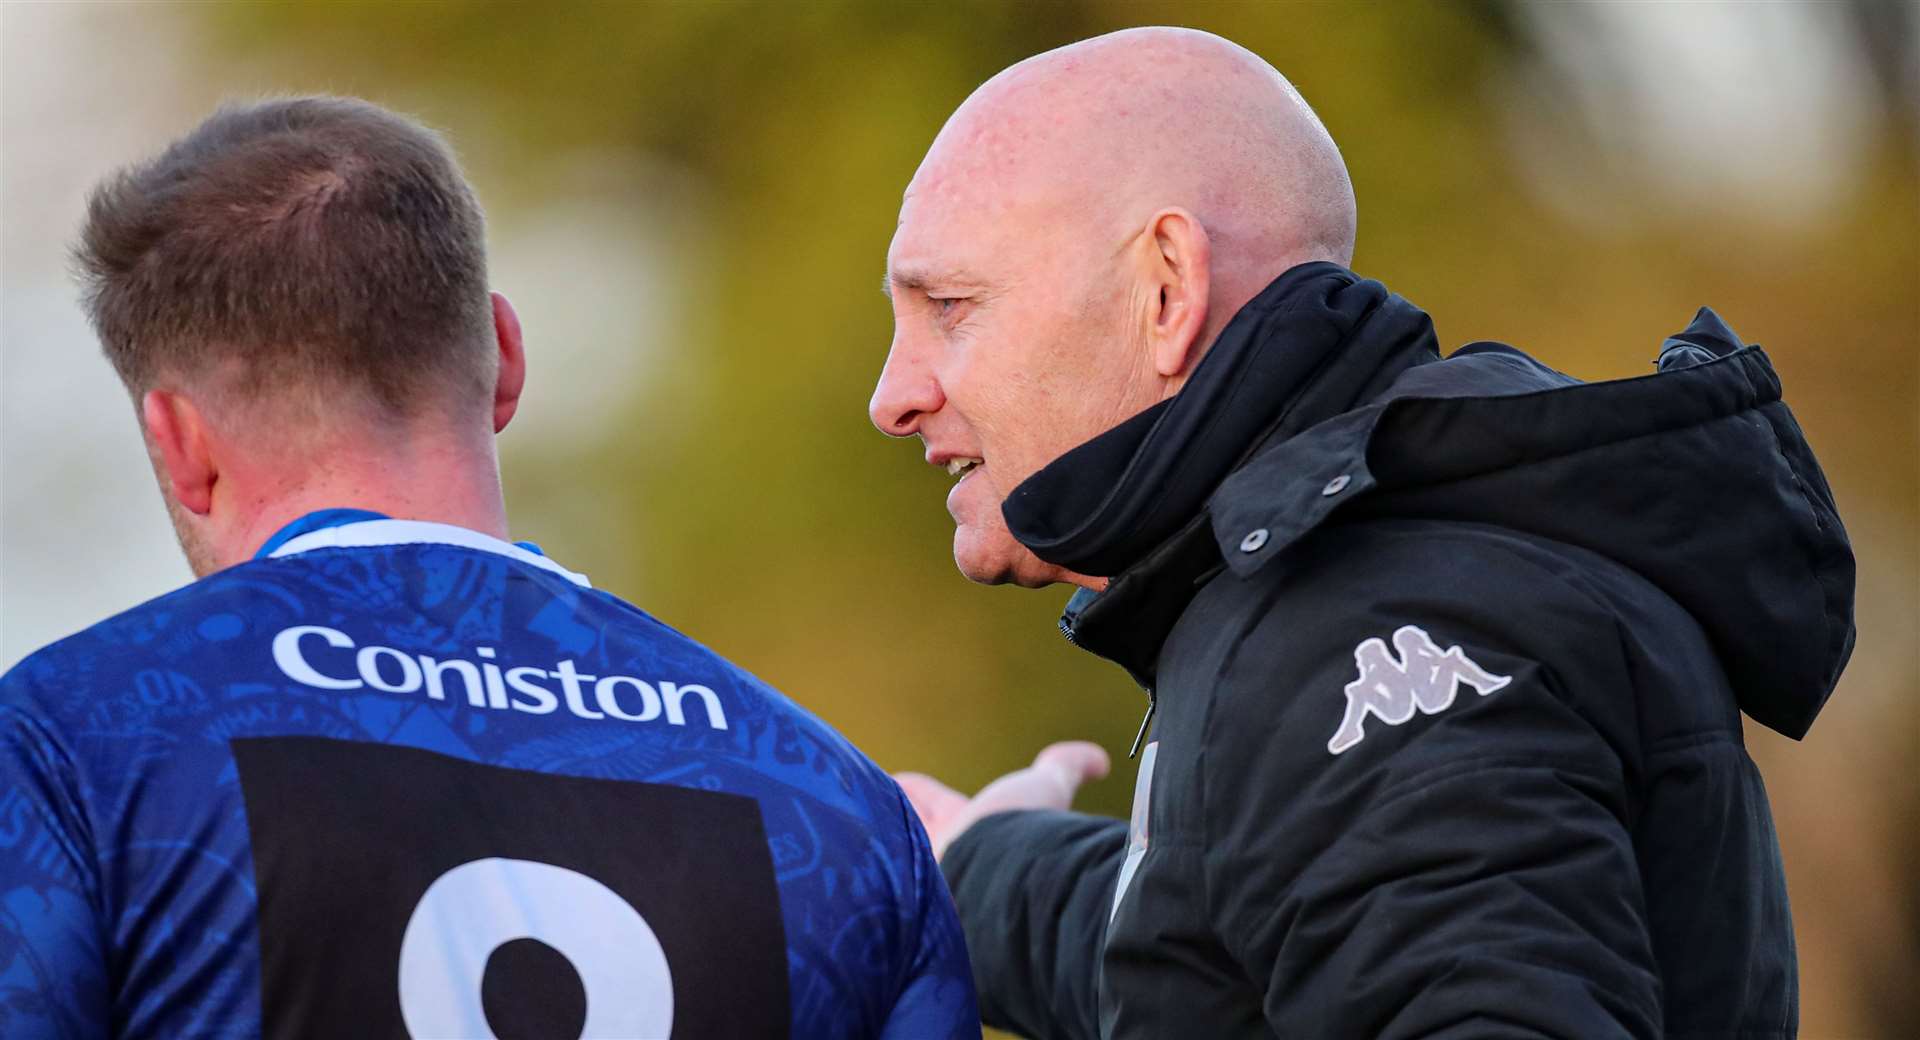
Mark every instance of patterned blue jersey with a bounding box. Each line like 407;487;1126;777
0;511;976;1039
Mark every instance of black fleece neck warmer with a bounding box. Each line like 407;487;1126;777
1002;262;1442;578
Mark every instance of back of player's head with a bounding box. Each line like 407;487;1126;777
74;96;494;418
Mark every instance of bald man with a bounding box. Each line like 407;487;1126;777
871;27;1851;1040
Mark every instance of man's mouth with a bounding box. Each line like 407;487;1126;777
945;457;984;479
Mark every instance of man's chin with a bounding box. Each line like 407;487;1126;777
952;529;1063;589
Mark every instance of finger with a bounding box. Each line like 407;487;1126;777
1030;740;1111;795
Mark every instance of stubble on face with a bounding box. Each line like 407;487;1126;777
890;138;1158;589
934;250;1145;589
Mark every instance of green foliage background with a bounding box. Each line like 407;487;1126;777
193;2;1918;1034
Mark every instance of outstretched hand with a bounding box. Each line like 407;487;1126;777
895;741;1112;860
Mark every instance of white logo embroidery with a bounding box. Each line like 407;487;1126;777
1328;625;1511;755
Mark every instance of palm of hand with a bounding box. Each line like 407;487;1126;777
895;741;1111;860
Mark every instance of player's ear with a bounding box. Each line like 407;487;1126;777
141;388;216;516
1137;207;1212;379
490;291;526;434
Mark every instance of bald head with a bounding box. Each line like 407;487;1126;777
873;28;1358;589
908;27;1354;314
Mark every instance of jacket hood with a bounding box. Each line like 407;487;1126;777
1033;268;1854;740
1217;307;1852;738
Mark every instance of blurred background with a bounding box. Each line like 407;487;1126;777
1;1;1914;1035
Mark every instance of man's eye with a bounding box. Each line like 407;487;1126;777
931;296;965;319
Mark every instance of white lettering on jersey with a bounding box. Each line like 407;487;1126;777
271;625;728;730
271;626;361;690
1328;625;1511;755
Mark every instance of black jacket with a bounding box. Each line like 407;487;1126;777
940;264;1854;1039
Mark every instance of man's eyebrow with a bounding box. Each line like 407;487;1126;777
883;267;981;300
882;268;933;300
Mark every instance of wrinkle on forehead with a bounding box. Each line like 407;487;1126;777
901;26;1355;275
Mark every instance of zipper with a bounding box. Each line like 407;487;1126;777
1062;612;1157;759
1127;693;1157;759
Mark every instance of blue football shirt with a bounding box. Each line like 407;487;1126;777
0;511;976;1039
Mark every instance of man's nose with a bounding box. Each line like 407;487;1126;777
869;346;944;438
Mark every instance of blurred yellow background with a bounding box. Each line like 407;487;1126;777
1;2;1913;1036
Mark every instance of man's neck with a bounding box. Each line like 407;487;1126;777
216;437;510;569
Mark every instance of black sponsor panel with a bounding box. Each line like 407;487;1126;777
233;737;788;1039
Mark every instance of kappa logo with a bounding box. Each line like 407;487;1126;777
1328;625;1512;755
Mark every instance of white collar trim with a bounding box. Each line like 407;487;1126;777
266;518;593;588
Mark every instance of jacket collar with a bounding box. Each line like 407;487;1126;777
1005;262;1439;578
1015;264;1443;688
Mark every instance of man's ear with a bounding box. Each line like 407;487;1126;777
141;388;216;516
490;291;527;434
1141;208;1212;379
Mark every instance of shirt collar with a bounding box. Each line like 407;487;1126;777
253;509;591;588
253;509;390;559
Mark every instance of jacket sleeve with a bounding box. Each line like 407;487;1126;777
879;786;981;1040
0;701;108;1040
1204;601;1663;1038
940;808;1127;1040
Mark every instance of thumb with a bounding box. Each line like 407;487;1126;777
1030;740;1111;800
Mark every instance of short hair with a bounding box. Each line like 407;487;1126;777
74;96;494;413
